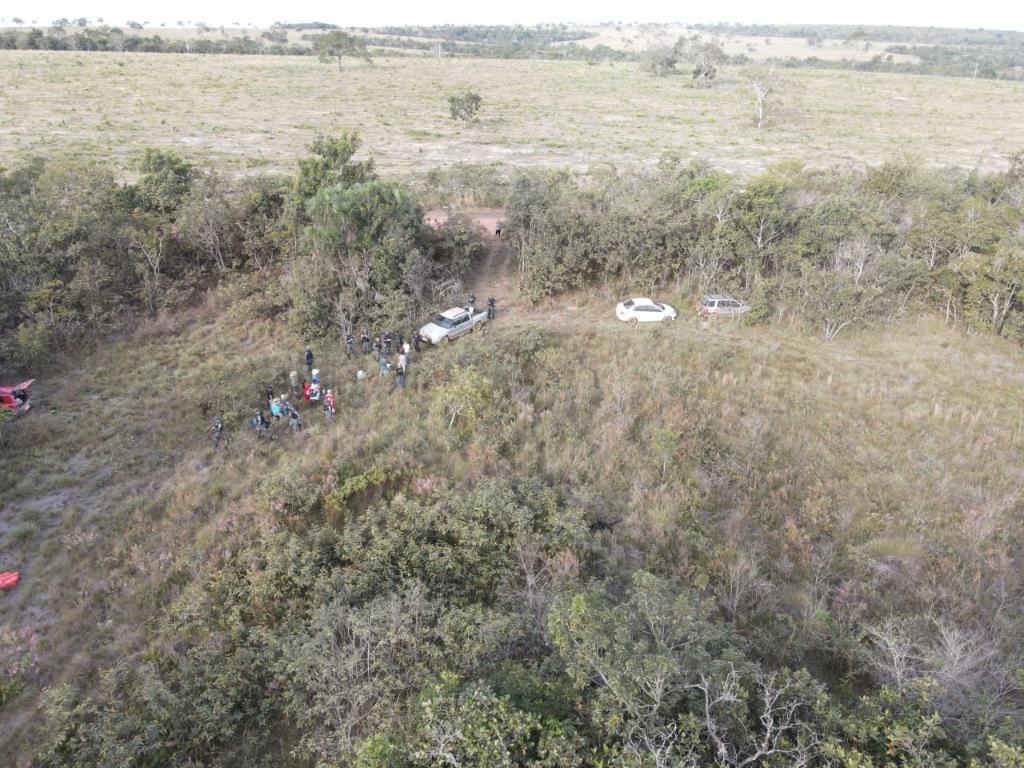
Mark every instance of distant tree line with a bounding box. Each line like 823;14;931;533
692;22;1024;80
0;26;310;55
4;22;1020;76
0;24;630;63
366;23;594;46
772;48;1023;81
692;22;1024;47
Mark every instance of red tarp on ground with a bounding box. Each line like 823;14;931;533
0;571;20;590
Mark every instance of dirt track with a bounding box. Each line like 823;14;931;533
424;207;525;320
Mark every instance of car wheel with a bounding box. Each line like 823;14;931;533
629;317;638;326
443;336;451;344
662;315;674;322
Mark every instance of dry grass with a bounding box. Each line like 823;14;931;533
1;51;1021;178
3;275;1024;759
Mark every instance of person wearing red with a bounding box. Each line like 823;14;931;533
302;378;311;402
323;389;337;419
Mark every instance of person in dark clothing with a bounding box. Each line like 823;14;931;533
251;409;271;437
394;331;404;351
288;404;303;431
495;223;502;237
487;297;496;320
394;362;405;389
304;348;314;373
210;416;225;447
413;332;421;354
361;331;370;354
345;333;355;356
383;332;393;356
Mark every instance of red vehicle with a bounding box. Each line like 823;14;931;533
0;379;33;415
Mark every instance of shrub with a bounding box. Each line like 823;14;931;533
11;320;53;372
448;91;483;122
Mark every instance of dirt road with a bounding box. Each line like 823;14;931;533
424;207;525;320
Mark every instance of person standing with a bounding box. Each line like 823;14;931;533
305;348;314;374
210;416;225;448
289;370;299;395
361;331;370;354
323;389;337;419
302;378;311;402
396;352;408;388
383;332;393;357
413;331;421;354
345;333;355;356
252;409;271;438
372;336;382;360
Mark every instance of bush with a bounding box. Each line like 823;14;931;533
11;320;53;372
448;91;483;122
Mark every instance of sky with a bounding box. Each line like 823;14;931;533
3;0;1022;32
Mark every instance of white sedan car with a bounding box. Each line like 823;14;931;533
615;298;678;323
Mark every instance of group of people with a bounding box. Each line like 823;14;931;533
213;298;497;448
212;338;418;447
209;349;338;446
345;329;421;360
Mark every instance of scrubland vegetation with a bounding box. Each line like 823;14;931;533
2;26;1024;767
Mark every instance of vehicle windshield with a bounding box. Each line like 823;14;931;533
432;315;456;329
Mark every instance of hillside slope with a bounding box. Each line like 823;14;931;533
3;270;1024;762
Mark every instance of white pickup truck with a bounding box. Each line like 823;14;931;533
419;305;488;345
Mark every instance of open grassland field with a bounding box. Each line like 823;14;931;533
1;51;1021;177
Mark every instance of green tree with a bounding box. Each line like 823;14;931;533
288;179;422;337
956;241;1024;336
178;171;237;270
133;148;196;214
291;132;375;227
313;30;370;70
549;572;827;767
643;45;680;76
432;366;496;434
410;673;567;767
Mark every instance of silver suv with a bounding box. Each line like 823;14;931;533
698;294;750;319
